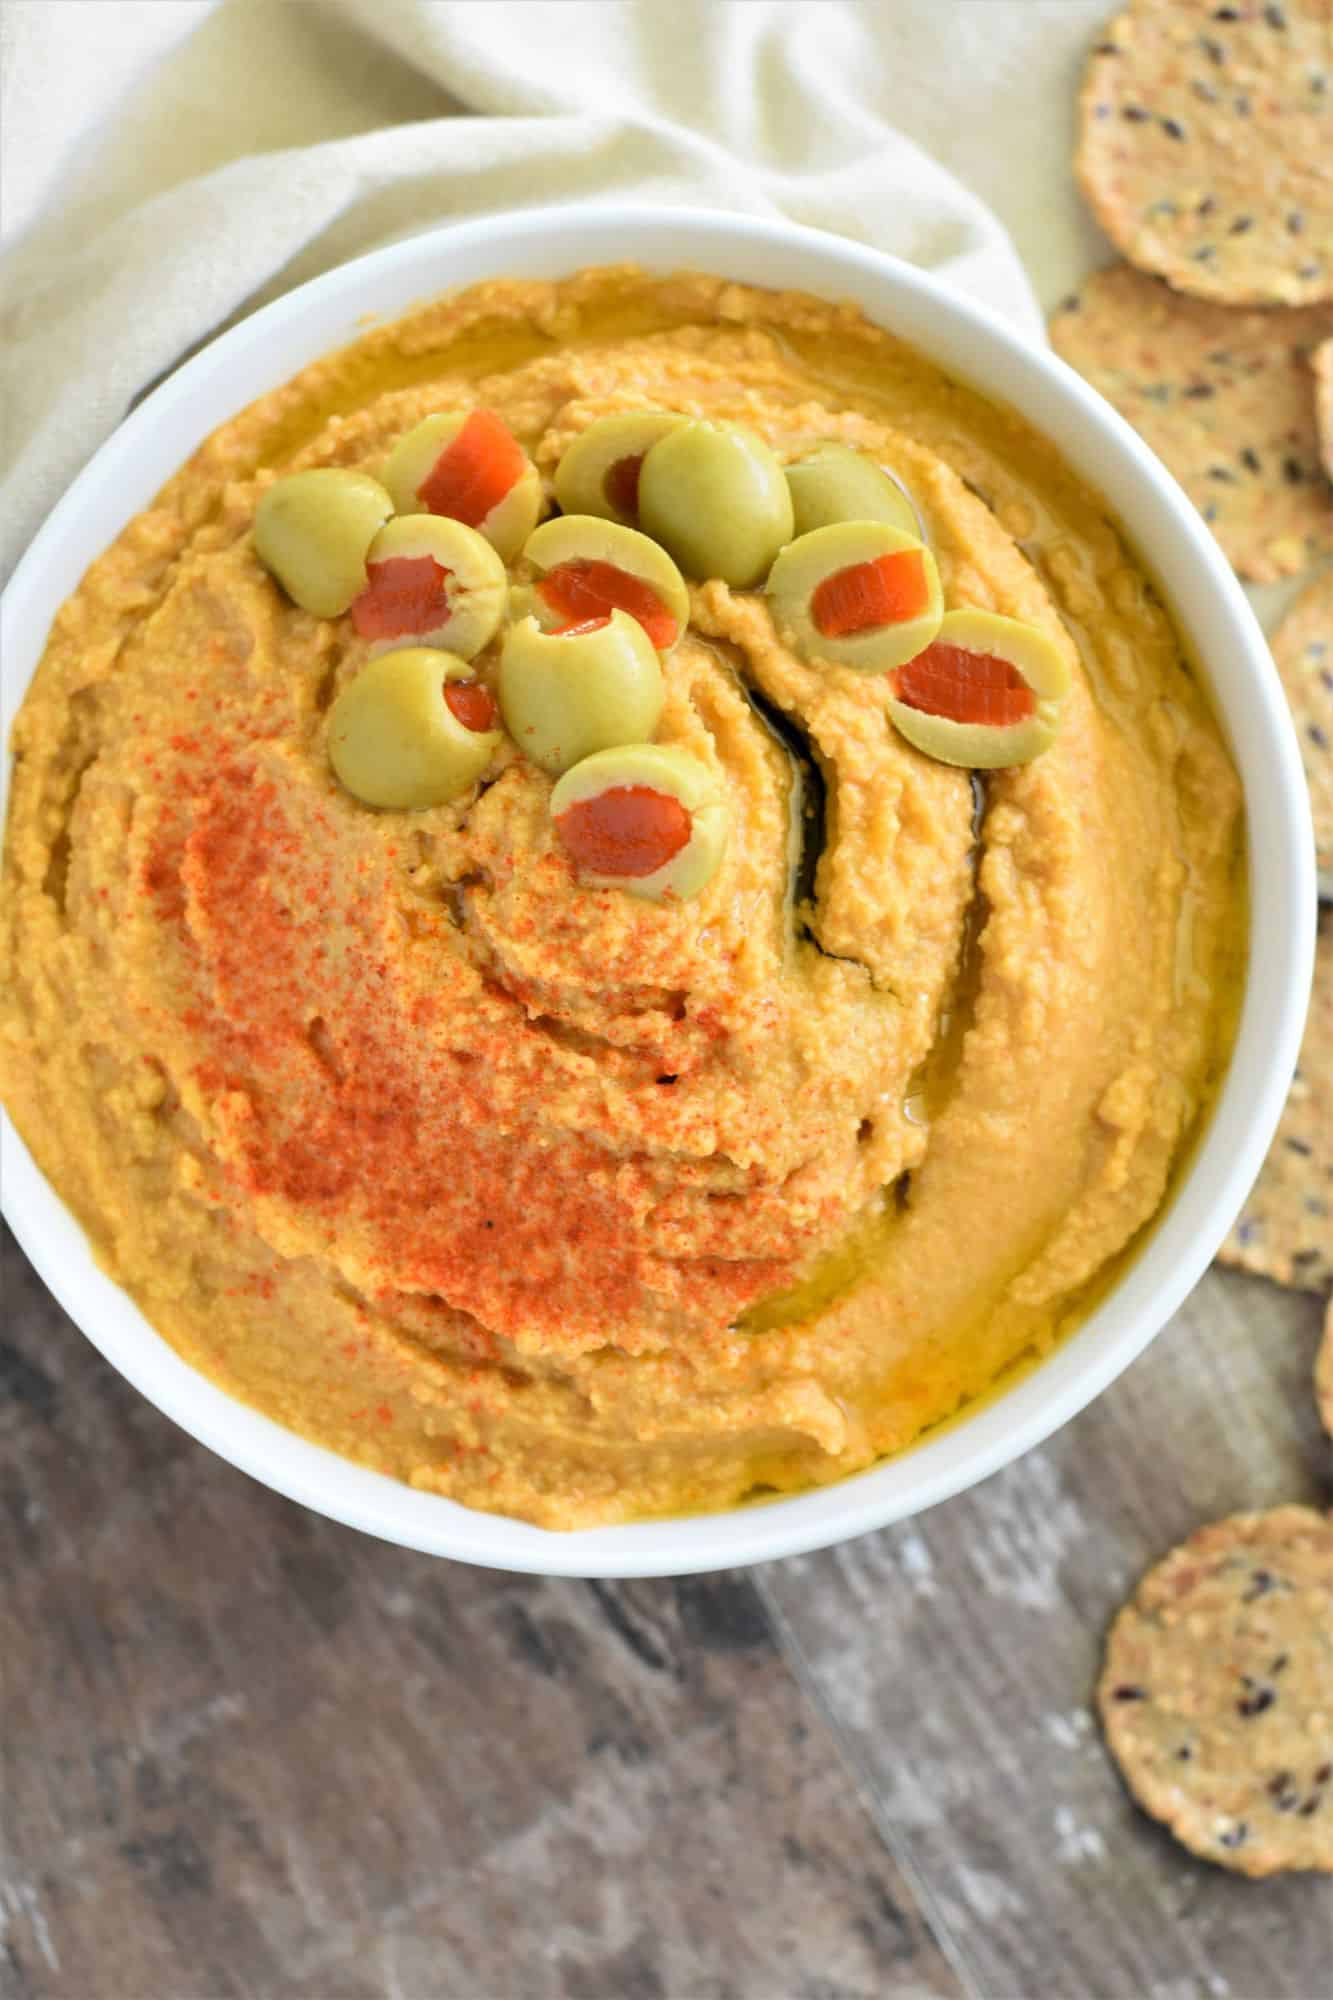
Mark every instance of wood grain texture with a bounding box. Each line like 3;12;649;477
760;1268;1333;2000
0;1224;959;2000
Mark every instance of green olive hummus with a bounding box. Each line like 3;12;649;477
0;268;1245;1528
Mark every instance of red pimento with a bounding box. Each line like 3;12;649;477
554;615;612;638
418;410;527;525
895;643;1036;727
604;452;646;522
811;549;929;638
554;784;691;878
444;681;499;733
537;558;678;649
350;555;452;640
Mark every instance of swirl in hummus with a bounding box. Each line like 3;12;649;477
0;269;1244;1527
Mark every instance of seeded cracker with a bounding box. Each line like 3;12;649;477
1270;569;1333;877
1220;914;1332;1287
1316;338;1333;478
1099;1506;1333;1875
1077;1;1333;308
1049;263;1333;580
1318;1294;1333;1435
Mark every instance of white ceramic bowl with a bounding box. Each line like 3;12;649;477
1;205;1316;1576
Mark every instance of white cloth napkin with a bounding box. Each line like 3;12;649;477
0;0;1110;587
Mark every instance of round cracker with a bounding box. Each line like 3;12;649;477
1077;1;1333;307
1221;913;1332;1287
1318;1293;1333;1436
1315;337;1333;480
1271;569;1333;878
1099;1506;1333;1876
1049;263;1333;581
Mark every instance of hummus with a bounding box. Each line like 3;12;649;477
0;268;1245;1528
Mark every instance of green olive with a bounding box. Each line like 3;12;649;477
328;648;502;809
767;522;943;674
550;744;728;901
516;514;690;652
784;443;921;540
637;420;795;588
498;610;664;776
350;515;506;658
382;411;543;562
254;469;393;617
552;411;686;525
886;608;1071;769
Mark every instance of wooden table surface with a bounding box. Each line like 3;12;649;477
3;1215;1330;2000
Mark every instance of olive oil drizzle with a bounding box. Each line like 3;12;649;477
741;682;827;926
740;778;991;1335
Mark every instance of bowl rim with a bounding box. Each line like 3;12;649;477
0;201;1316;1576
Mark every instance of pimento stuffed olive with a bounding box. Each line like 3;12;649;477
382;409;543;562
550;744;728;902
784;443;922;541
637;420;794;589
327;648;503;810
512;515;690;655
253;468;393;617
553;411;686;527
766;522;944;674
887;609;1071;768
348;515;507;659
498;609;664;776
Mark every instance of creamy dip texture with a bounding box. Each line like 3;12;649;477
0;268;1245;1526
